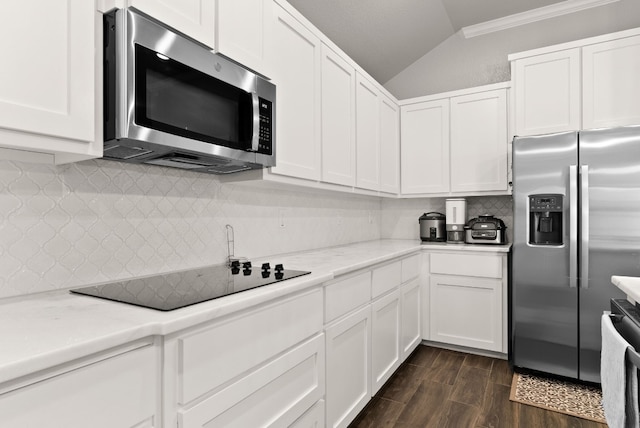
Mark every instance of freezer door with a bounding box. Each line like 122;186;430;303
578;126;639;383
512;131;579;379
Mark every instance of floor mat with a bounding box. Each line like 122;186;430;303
509;372;606;424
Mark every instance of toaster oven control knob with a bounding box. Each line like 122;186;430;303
261;262;271;271
275;264;284;272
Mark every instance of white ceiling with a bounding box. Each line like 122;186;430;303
286;0;565;83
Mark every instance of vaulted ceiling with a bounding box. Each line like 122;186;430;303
286;0;567;83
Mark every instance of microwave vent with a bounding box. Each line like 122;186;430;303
143;153;233;170
207;164;252;174
103;145;153;160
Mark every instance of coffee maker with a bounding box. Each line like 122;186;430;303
445;198;466;243
529;194;563;245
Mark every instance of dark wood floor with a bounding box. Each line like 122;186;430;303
349;345;608;428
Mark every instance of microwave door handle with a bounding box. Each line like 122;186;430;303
251;93;260;152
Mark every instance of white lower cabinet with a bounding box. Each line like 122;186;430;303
291;399;325;428
179;334;325;428
427;251;508;353
325;305;371;428
325;254;422;427
163;287;324;428
400;278;421;359
371;289;401;394
0;342;159;428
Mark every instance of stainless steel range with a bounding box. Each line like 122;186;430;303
70;262;310;311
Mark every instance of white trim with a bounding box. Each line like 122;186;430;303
461;0;620;39
398;81;511;106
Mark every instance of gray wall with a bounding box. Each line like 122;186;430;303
384;0;640;99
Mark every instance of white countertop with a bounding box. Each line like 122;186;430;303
612;275;640;304
0;239;510;385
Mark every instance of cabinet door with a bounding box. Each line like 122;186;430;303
0;345;157;428
268;4;322;180
583;35;640;129
216;0;272;76
379;94;400;194
371;289;401;394
512;49;581;136
130;0;215;48
355;73;380;191
400;278;421;359
325;306;371;428
0;0;98;162
400;99;450;194
450;89;508;193
321;45;356;187
430;274;502;352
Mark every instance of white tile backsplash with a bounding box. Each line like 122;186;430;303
381;196;513;241
0;159;381;298
0;157;514;299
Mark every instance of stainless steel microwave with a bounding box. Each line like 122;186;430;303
103;8;275;174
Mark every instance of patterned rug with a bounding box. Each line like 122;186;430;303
509;373;606;423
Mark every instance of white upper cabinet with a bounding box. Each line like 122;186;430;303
379;94;400;194
355;73;381;191
400;99;450;195
510;28;640;135
321;45;356;187
129;0;216;48
267;4;322;181
450;89;508;193
216;0;272;76
582;34;640;129
0;0;101;164
511;49;581;136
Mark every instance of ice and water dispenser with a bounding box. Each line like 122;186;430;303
529;194;563;245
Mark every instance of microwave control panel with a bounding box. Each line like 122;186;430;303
258;98;273;155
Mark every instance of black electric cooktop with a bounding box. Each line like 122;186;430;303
70;262;310;311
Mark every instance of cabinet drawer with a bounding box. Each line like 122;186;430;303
0;344;157;428
401;254;420;283
430;253;502;278
180;334;325;428
372;261;402;298
179;288;323;404
325;271;371;323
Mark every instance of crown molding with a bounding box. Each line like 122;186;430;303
461;0;621;39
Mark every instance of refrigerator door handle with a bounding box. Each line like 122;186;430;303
580;165;590;289
569;165;578;288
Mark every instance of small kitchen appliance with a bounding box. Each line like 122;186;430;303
445;198;466;243
70;262;310;311
464;215;507;244
419;212;446;242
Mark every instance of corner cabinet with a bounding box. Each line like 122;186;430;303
400;83;510;197
355;73;381;191
0;0;101;164
379;94;401;194
0;341;159;428
510;28;640;135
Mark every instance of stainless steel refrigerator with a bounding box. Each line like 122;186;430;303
511;125;640;383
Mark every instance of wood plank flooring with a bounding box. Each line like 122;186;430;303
349;345;608;428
